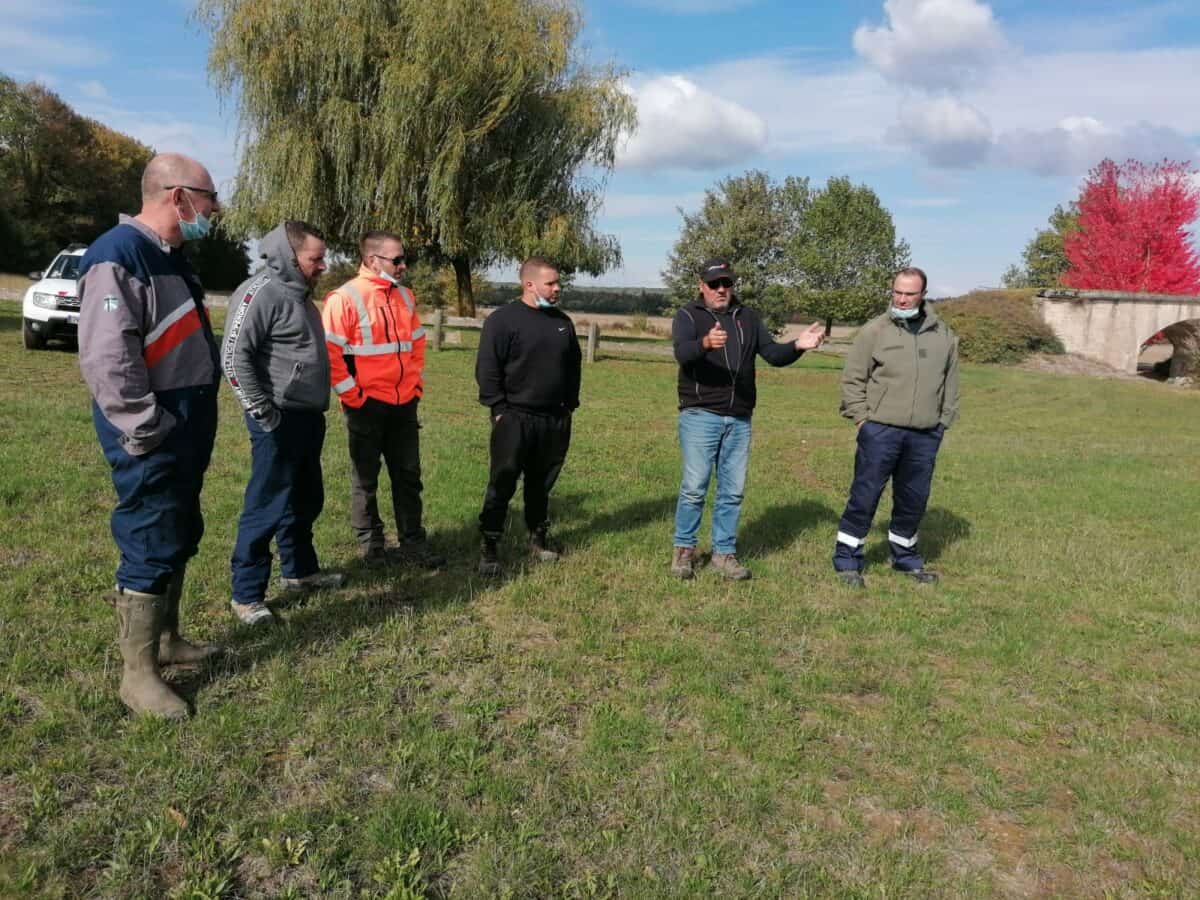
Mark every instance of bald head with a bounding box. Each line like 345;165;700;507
141;153;214;205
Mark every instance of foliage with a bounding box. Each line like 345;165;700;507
478;282;666;314
1002;204;1079;289
6;295;1200;897
663;170;908;330
0;74;151;271
403;259;491;310
198;0;634;315
184;225;251;291
1063;158;1200;294
936;290;1063;363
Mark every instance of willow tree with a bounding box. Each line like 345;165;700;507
197;0;633;314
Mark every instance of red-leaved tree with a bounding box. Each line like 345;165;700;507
1062;158;1200;295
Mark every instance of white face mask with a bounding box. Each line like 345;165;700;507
377;268;399;285
890;304;920;320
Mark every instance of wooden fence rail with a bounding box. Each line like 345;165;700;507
428;309;669;361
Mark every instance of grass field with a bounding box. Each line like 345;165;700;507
2;297;1199;898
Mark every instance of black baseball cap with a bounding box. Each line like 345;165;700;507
699;259;736;283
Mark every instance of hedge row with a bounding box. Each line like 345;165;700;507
935;290;1063;364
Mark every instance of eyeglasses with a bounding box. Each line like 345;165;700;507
372;254;407;267
164;185;218;203
704;278;734;290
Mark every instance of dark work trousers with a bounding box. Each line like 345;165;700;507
93;385;218;595
231;409;326;604
478;410;572;536
344;397;425;551
833;421;944;573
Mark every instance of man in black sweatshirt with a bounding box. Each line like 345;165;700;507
475;256;581;576
671;259;825;580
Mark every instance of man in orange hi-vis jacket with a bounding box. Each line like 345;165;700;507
321;231;445;569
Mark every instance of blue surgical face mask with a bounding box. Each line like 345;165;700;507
890;304;920;320
535;294;556;309
177;192;212;242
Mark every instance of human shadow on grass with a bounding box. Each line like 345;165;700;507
549;489;677;551
862;506;972;568
737;499;840;557
168;516;530;700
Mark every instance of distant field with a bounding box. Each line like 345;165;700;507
2;297;1200;897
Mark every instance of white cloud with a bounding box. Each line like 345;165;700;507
0;25;109;67
853;0;1007;90
78;80;109;101
994;117;1197;177
617;75;768;171
890;96;993;167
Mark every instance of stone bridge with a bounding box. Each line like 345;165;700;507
1035;289;1200;376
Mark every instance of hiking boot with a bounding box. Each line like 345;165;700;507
529;525;561;562
279;570;346;593
478;535;502;578
391;539;447;570
359;544;389;566
837;570;866;588
158;570;223;666
109;588;189;719
896;567;939;584
670;546;696;579
710;552;751;581
230;600;277;626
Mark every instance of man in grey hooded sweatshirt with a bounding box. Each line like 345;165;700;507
222;220;343;626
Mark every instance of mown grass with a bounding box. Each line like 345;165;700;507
1;298;1199;898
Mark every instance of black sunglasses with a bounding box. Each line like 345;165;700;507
164;184;218;203
372;254;407;266
705;278;734;290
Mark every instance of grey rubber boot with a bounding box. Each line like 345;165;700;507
111;588;189;719
159;570;223;666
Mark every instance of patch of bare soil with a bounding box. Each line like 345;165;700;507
0;776;24;853
1016;353;1133;379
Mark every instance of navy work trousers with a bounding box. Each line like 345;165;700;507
93;385;218;595
479;410;571;536
833;421;943;573
231;409;326;604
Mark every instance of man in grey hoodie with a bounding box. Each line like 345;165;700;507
222;221;343;625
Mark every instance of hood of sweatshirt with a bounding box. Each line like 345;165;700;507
259;223;310;300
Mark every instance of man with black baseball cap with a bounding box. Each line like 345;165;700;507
670;258;825;580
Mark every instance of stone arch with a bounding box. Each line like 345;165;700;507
1141;318;1200;380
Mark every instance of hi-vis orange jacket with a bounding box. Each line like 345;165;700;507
321;267;426;408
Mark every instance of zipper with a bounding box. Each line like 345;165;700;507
909;320;920;426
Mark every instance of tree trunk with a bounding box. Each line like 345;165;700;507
452;256;475;318
825;316;833;337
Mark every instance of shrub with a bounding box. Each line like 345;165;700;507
935;290;1063;364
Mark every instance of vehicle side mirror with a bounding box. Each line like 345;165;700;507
29;271;43;280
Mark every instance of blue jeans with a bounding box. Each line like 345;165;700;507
231;409;326;604
673;408;752;555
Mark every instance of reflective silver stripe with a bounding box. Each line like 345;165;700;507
350;342;404;356
398;286;415;315
836;531;864;548
411;327;426;341
888;531;918;548
144;299;194;347
341;282;373;346
325;331;349;349
333;376;357;394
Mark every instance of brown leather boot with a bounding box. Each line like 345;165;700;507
710;552;751;581
159;570;223;666
111;588;189;719
670;546;696;579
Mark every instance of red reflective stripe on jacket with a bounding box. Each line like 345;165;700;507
143;306;202;368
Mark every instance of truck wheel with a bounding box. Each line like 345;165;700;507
23;319;46;350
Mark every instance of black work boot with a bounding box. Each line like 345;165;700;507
478;534;502;578
529;524;562;562
896;567;939;584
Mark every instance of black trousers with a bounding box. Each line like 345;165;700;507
479;410;572;536
344;398;424;550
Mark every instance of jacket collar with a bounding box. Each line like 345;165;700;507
357;264;403;291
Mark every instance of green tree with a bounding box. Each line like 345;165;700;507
663;171;908;330
198;0;633;315
184;226;250;291
1004;204;1078;289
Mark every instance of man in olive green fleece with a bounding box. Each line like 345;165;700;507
833;267;959;586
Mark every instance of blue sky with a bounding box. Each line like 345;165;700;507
4;0;1199;296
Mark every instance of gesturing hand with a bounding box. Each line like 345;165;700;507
703;321;728;350
794;321;825;351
